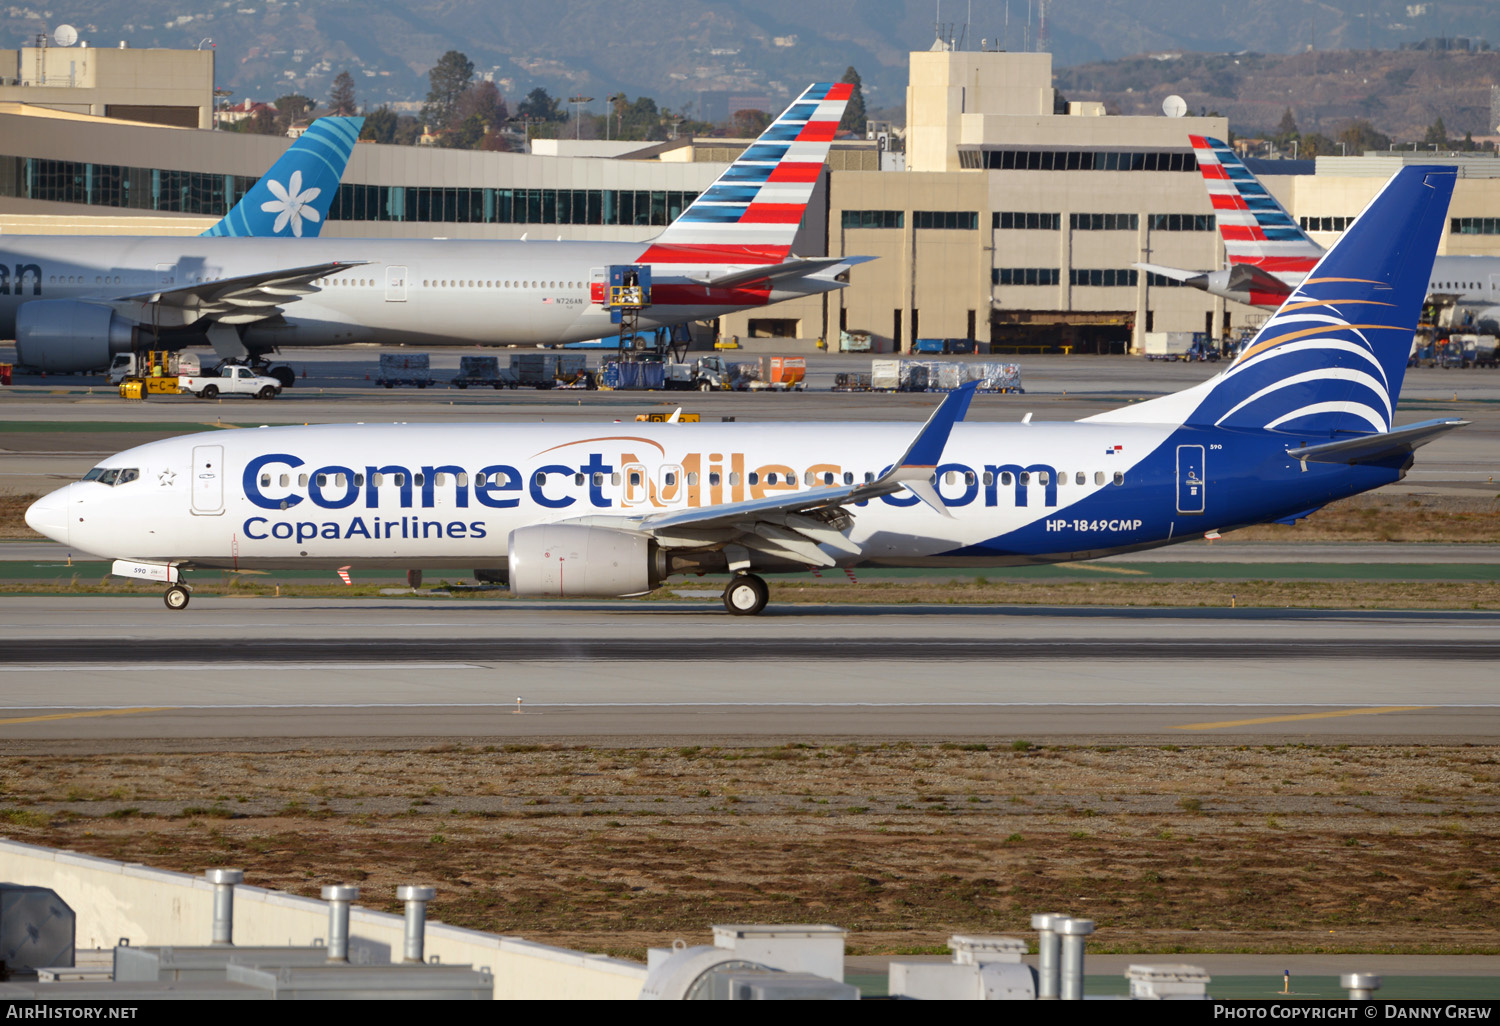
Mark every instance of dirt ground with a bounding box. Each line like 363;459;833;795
0;743;1494;959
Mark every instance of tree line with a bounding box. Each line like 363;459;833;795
221;55;869;152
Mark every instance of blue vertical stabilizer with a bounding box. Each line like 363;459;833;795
201;116;363;238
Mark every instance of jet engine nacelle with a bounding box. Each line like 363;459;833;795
507;524;658;598
15;300;135;372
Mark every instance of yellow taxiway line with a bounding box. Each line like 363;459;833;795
1172;706;1430;730
0;707;173;726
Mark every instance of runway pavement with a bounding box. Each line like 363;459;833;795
0;598;1494;746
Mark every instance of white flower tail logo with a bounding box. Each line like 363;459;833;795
260;169;322;237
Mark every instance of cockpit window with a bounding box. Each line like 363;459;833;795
82;467;139;486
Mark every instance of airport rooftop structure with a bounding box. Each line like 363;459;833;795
2;41;1500;352
0;42;213;129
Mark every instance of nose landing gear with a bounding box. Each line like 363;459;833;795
722;573;768;616
164;584;191;610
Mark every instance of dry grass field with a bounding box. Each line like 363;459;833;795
0;743;1494;958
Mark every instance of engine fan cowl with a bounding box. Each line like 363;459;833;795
508;524;656;598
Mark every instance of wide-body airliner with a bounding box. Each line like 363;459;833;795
6;85;861;373
26;166;1464;615
1141;136;1500;323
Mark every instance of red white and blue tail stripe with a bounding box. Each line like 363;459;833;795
1190;135;1322;276
639;82;852;265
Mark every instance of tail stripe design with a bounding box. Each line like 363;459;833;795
202;116;362;238
1189;134;1321;272
639;83;851;264
1182;166;1456;436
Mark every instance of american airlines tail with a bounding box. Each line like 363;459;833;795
201;116;364;239
1189;135;1323;277
1097;165;1455;436
637;82;852;266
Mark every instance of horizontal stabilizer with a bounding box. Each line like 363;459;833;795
1134;262;1204;285
694;255;875;290
1225;262;1294;298
1286;418;1469;467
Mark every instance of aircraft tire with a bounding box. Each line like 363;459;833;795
164;585;190;611
723;574;768;616
200;385;219;400
269;366;296;389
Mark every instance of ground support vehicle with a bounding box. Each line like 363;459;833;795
377;353;433;389
665;355;736;391
178;364;282;400
450;356;518;389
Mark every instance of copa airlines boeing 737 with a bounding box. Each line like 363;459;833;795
25;166;1464;616
1140;136;1500;325
8;84;862;373
3;117;364;379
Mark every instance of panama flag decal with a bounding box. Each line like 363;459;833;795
1105;444;1123;455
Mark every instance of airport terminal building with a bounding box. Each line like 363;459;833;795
3;42;1500;353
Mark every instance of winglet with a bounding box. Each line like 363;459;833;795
899;381;978;469
883;382;978;517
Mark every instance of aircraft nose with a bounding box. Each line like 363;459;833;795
24;490;69;545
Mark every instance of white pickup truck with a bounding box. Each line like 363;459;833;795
180;365;282;400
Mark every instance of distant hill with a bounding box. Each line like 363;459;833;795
1056;49;1500;142
3;0;1499;125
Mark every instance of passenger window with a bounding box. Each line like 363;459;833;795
1001;472;1013;485
843;472;853;485
316;474;327;487
750;472;761;485
415;473;425;487
1113;471;1124;486
944;471;957;485
629;471;641;487
1020;472;1030;484
1075;472;1085;485
433;473;446;485
535;472;547;486
730;472;742;486
612;472;621;485
280;474;290;487
1095;471;1105;485
260;474;271;487
664;472;677;486
354;474;365;487
983;471;993;486
299;474;309;487
593;473;604;486
710;472;721;486
574;473;584;486
687;472;699;486
336;474;347;488
765;472;776;485
395;473;406;487
804;470;814;486
473;473;484;487
1037;471;1049;485
457;473;468;487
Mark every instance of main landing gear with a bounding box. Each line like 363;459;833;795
163;584;191;611
722;573;768;616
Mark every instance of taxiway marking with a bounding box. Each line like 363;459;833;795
1172;706;1430;730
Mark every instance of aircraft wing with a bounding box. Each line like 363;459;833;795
557;383;979;567
690;256;876;291
1286;418;1468;469
108;261;367;328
